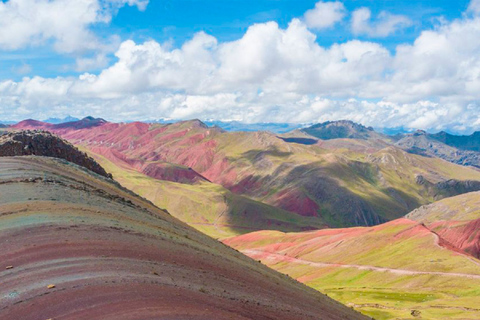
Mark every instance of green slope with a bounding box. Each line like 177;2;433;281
406;191;480;223
224;219;480;319
89;150;327;238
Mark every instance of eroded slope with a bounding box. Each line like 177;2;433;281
407;191;480;258
224;219;480;319
0;156;365;320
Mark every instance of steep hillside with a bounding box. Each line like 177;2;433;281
0;155;364;319
225;219;480;319
407;191;480;258
407;191;480;223
90;152;327;239
12;119;480;229
395;130;480;168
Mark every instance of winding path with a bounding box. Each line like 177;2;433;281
242;249;480;279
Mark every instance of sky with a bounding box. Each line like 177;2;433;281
0;0;480;133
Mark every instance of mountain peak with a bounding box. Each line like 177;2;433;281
82;116;104;121
176;119;209;129
14;119;50;128
301;120;376;140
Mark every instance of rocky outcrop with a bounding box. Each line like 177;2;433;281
396;130;480;168
0;130;112;178
415;174;480;199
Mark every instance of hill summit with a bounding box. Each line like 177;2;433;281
301;120;376;140
0;130;111;178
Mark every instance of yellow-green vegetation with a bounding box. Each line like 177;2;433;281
224;219;480;319
87;151;326;239
68;121;480;228
407;191;480;223
214;129;480;226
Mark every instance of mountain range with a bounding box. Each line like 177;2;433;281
11;117;480;230
0;131;364;320
5;117;480;319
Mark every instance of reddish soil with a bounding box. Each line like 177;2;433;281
0;156;366;320
430;219;480;259
272;189;320;217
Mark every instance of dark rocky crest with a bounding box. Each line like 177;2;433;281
0;130;112;178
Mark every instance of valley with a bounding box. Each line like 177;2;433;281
224;218;480;319
5;118;480;319
3;1;480;319
0;132;363;319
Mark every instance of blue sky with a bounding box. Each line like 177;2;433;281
1;0;480;133
0;0;472;80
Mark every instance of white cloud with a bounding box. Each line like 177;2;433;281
352;7;412;37
304;1;346;30
1;5;480;133
468;0;480;14
0;0;148;53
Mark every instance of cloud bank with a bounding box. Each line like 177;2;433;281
0;0;480;133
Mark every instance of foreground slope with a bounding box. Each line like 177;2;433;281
13;118;480;229
0;156;365;320
225;219;480;319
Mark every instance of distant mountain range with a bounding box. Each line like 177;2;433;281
43;115;80;124
5;117;480;319
0;132;361;320
150;119;304;133
11;117;480;168
9;117;480;231
285;120;480;169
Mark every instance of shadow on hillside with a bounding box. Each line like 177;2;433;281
225;161;425;230
241;146;293;164
277;137;318;145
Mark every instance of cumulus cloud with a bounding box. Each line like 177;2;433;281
352;7;412;37
0;0;148;53
1;4;480;133
66;19;391;101
304;1;346;30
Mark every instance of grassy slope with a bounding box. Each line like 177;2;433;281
406;191;480;259
20;120;480;228
0;156;365;320
224;219;480;319
217;130;480;226
202;128;480;223
407;191;480;223
88;149;327;239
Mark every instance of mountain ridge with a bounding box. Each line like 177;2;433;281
11;118;480;230
0;141;364;319
0;130;111;178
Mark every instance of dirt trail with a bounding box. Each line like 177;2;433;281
425;224;480;268
242;249;480;279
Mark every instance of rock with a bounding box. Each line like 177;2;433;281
411;309;421;317
0;131;112;179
